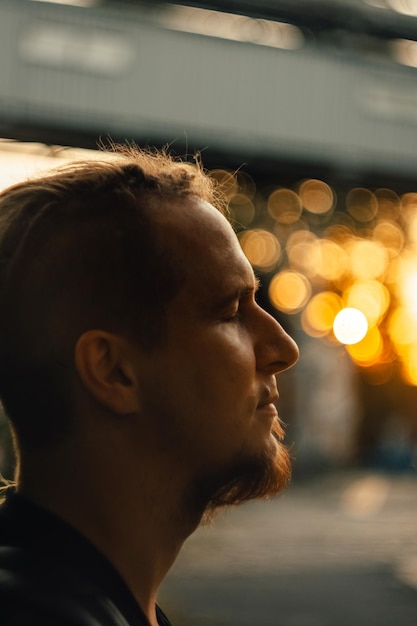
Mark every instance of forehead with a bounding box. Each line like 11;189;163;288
153;197;256;300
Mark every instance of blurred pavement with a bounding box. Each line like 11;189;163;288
159;470;417;625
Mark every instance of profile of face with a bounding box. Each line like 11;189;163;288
136;197;299;513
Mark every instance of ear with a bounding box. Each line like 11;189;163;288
74;330;140;415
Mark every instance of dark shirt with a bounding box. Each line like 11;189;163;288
0;490;173;626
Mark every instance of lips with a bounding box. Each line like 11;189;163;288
255;381;279;421
257;397;278;408
256;402;278;420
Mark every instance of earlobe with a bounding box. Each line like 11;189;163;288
74;330;140;415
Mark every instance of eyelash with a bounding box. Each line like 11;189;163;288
222;288;258;323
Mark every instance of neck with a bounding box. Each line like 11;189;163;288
17;438;204;626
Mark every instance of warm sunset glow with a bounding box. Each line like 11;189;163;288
399;342;417;386
209;169;237;199
239;229;281;271
401;193;417;246
346;326;383;365
344;280;390;327
373;221;404;258
402;192;417;211
267;188;303;224
286;231;318;276
299;179;334;215
375;188;401;221
346;188;378;222
388;307;417;346
229;193;256;227
5;143;417;385
333;308;368;345
408;215;417;247
403;356;417;385
346;239;389;280
314;239;348;281
235;171;256;199
301;291;343;337
229;171;417;383
269;270;311;314
395;254;417;313
400;271;417;314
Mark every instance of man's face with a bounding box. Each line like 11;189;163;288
136;197;299;510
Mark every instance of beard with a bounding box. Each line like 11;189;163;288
195;417;291;522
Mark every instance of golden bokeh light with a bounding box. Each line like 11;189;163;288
394;254;417;313
387;307;417;346
314;239;348;281
239;228;281;271
345;239;389;279
301;291;343;337
286;228;316;248
375;188;401;221
235;171;256;199
333;308;368;345
8;150;417;385
401;193;417;245
323;224;355;244
400;345;417;386
384;255;400;285
208;166;417;384
346;326;383;365
401;192;417;211
344;280;390;328
400;271;417;314
299;179;334;215
286;230;318;276
209;169;237;199
267;188;303;224
229;193;256;227
269;270;311;314
408;215;417;247
346;188;378;222
373;220;404;258
324;211;356;242
273;219;310;246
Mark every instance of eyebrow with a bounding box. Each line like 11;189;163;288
215;277;261;311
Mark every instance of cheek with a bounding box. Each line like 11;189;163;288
189;361;259;435
201;327;256;371
144;331;257;421
192;341;256;398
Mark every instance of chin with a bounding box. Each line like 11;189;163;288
202;418;291;517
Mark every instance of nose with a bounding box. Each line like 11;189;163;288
254;305;299;375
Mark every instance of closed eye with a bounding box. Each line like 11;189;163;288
222;287;259;323
217;277;261;323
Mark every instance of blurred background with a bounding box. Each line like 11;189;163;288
1;0;417;623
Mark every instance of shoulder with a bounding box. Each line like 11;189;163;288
0;546;132;626
0;494;169;626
